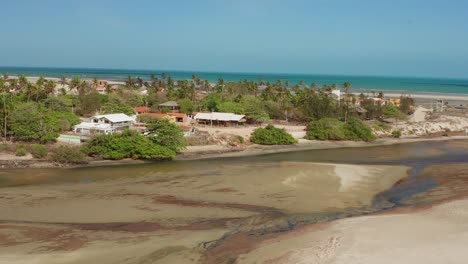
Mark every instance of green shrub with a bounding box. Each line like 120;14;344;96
50;145;88;164
83;130;176;160
372;121;390;131
306;118;376;141
15;147;28;157
31;144;48;159
343;118;376;142
250;125;296;145
146;119;186;153
306;118;347;140
391;130;402;138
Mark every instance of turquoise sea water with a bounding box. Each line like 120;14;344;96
1;66;467;94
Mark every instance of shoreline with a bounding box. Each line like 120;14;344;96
175;135;468;161
3;73;468;97
1;135;467;169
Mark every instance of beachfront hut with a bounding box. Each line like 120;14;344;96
159;101;180;112
194;112;246;127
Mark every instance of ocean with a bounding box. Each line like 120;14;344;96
1;66;467;95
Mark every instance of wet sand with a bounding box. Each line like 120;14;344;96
235;162;468;264
0;161;408;263
1;141;467;264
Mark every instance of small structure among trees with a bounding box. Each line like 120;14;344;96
194;112;246;126
159;101;180;113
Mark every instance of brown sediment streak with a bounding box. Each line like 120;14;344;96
74;222;164;233
210;188;238;193
0;225;88;251
153;195;283;214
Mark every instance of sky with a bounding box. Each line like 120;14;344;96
0;0;467;78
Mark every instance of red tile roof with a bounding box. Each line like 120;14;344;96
142;112;187;118
134;107;150;113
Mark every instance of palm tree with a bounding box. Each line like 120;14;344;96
204;80;211;91
343;82;352;122
44;80;57;95
92;78;99;88
136;77;143;87
18;75;28;90
59;76;68;88
258;79;265;86
105;84;113;94
36;76;46;87
69;77;82;92
9;79;18;92
0;78;9;143
310;82;318;90
161;72;167;80
126;76;135;88
216;78;225;94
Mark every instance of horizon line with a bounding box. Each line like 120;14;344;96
0;65;467;81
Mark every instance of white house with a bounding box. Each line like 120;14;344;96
74;113;135;135
331;89;341;100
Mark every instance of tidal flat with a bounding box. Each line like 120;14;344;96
0;140;467;264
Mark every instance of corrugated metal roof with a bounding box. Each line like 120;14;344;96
74;122;113;130
159;101;179;107
194;112;245;122
92;113;134;123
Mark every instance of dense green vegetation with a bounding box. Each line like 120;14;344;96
83;130;176;160
146;119;186;153
250;125;296;145
306;117;375;141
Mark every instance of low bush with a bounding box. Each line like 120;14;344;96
83;130;176;160
391;130;402;138
306;118;347;140
50;145;88;164
343;118;376;142
15;147;28;156
250;125;296;145
306;118;376;141
30;144;48;159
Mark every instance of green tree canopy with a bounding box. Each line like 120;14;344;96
146;119;186;153
250;125;296;145
83;130;176;160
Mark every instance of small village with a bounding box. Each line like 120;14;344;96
0;73;467;166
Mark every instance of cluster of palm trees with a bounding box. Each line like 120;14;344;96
0;75;59;102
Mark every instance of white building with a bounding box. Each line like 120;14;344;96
74;113;135;135
331;89;341;100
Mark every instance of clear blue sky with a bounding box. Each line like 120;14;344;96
1;0;467;78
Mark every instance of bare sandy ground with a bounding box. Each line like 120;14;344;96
195;124;306;140
355;92;468;101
